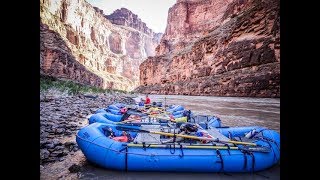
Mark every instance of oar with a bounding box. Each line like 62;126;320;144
116;125;257;146
115;118;142;124
148;114;175;122
125;143;270;153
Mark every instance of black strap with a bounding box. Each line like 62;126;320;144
228;131;232;139
119;147;127;152
242;150;248;170
248;151;255;173
216;149;224;172
241;149;255;172
169;144;176;154
179;144;184;157
224;144;231;155
142;142;146;151
173;128;176;143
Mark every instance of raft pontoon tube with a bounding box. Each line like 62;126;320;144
76;123;280;172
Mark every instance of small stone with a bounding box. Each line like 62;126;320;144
40;149;50;159
50;150;63;157
54;145;64;151
55;128;65;134
72;146;79;152
64;141;76;146
52;139;62;146
64;130;72;135
45;143;55;149
63;149;69;156
44;157;57;162
68;164;82;173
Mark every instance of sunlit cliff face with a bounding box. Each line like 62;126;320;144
40;0;162;91
137;0;280;97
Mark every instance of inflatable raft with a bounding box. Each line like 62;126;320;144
95;104;187;117
89;104;221;128
76;123;280;172
88;112;222;128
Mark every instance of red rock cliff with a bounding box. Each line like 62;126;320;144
137;0;280;97
40;0;162;91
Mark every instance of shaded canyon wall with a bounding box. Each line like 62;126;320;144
137;0;280;97
40;0;161;91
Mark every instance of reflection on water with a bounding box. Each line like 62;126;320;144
80;95;280;179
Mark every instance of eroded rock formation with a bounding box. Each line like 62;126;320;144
137;0;280;97
40;0;162;91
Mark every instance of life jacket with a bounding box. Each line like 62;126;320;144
145;97;151;104
112;136;128;142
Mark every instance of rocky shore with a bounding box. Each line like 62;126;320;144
40;91;136;179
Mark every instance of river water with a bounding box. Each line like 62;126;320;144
79;95;280;179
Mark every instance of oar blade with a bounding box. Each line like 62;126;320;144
240;146;271;153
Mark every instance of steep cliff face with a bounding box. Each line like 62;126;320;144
137;0;280;97
40;0;162;91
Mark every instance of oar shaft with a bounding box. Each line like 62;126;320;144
116;118;140;124
148;131;256;146
126;143;270;152
115;125;257;146
127;144;239;150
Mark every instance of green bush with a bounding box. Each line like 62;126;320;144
40;76;126;95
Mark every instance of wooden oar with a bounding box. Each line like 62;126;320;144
126;143;270;152
116;125;257;146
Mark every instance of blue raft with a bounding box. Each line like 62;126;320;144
76;123;280;172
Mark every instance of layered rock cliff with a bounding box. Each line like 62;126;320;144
40;0;161;91
137;0;280;97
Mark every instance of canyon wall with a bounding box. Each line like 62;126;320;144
137;0;280;97
40;0;161;91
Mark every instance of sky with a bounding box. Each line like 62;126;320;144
86;0;176;33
